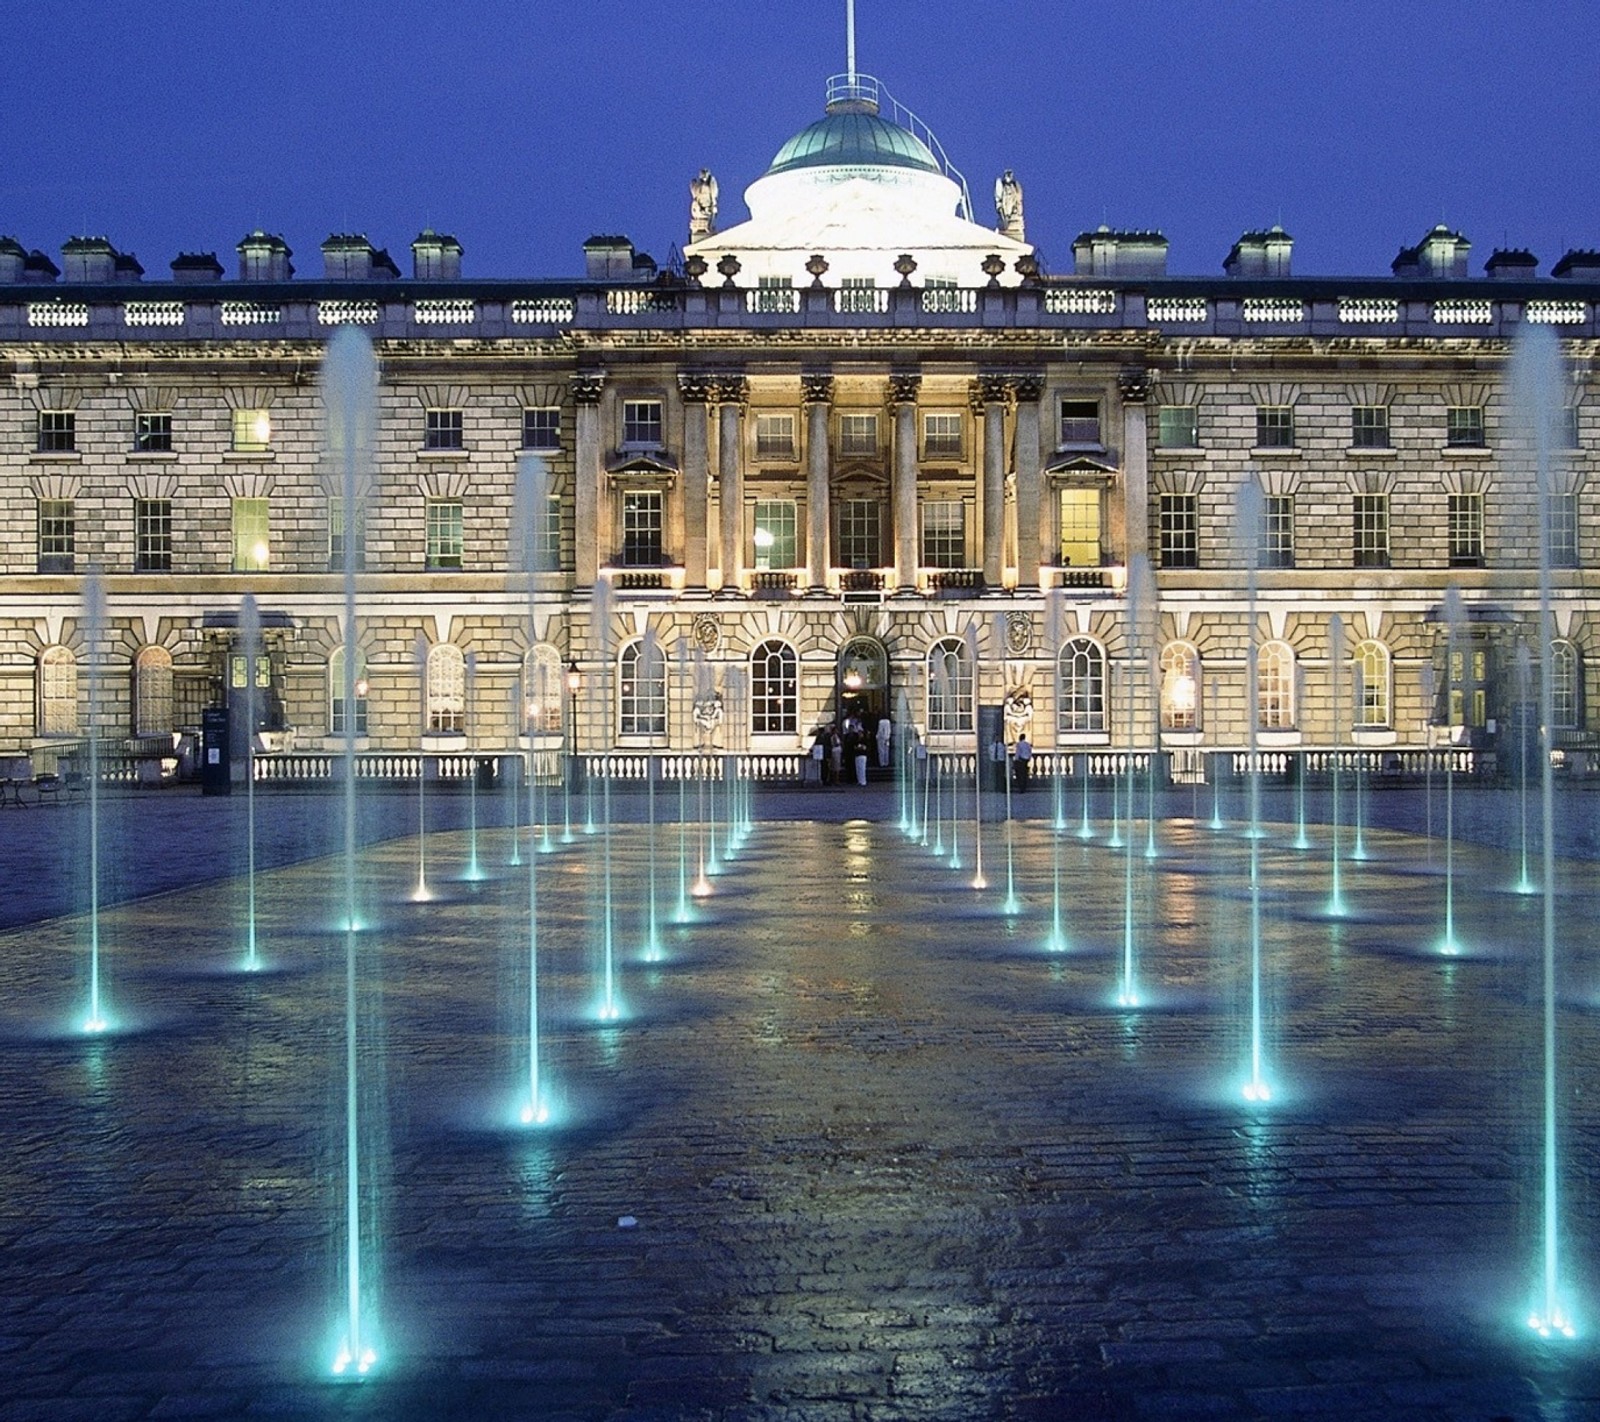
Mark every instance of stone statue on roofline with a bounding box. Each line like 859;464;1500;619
995;170;1025;243
690;169;719;243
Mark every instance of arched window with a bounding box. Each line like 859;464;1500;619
618;639;667;738
522;644;563;734
1057;638;1106;734
1353;640;1390;727
927;637;973;734
329;646;370;736
1551;640;1583;730
750;639;798;736
1159;641;1200;731
1257;641;1295;729
133;646;174;735
39;645;78;736
426;642;465;733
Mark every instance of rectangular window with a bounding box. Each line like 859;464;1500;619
1559;406;1581;450
1156;404;1198;449
1158;493;1198;569
1058;399;1100;446
622;400;663;449
839;413;878;457
920;499;966;569
621;490;663;566
1353;493;1389;568
424;408;464;450
1351;405;1389;448
1448;647;1489;728
135;498;173;572
37;410;75;453
1547;493;1579;568
521;407;561;451
134;412;172;453
922;412;963;459
425;498;464;570
1263;494;1295;569
535;493;564;570
232;498;270;572
755;413;796;460
837;498;882;569
1255;405;1295;448
232;408;271;452
1058;487;1101;567
1446;405;1485;447
753;499;798;570
837;276;878;313
752;275;796;313
1447;492;1484;566
38;498;75;573
328;497;367;571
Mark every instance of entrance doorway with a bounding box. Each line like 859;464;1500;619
836;636;893;772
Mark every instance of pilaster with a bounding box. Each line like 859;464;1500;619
1011;372;1045;590
974;374;1011;589
678;372;713;589
888;373;922;593
571;371;605;587
1120;366;1151;570
715;374;748;595
803;373;834;593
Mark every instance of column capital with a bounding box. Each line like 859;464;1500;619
801;372;835;406
712;373;749;406
1009;371;1045;403
1118;365;1152;404
677;371;715;404
570;371;606;406
886;371;922;409
971;372;1014;413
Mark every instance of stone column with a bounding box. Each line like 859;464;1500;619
803;373;833;593
716;374;748;595
1119;366;1151;569
571;371;605;587
1012;373;1045;590
678;373;713;589
888;373;921;593
975;374;1010;589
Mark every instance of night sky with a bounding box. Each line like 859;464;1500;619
7;0;1598;282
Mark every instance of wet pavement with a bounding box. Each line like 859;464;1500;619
1;788;1599;1419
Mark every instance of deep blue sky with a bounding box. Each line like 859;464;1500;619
7;0;1598;281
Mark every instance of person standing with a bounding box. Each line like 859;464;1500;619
852;729;869;786
829;727;844;787
876;715;892;768
1014;732;1032;791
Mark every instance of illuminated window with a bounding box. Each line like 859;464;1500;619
622;400;663;449
522;645;563;734
1255;406;1294;448
37;498;74;573
1353;640;1390;727
1551;641;1582;730
922;412;963;458
135;498;173;572
839;413;878;456
1057;638;1106;733
232;498;270;572
424;408;464;450
232;408;272;452
1447;646;1488;728
1353;494;1388;568
522;407;561;450
329;646;370;737
1158;493;1198;569
1257;641;1295;729
328;495;366;571
1351;405;1389;448
1547;493;1579;568
755;413;796;460
425;643;465;733
1447;493;1484;567
927;638;973;734
37;410;75;453
920;500;965;569
134;646;174;735
426;499;464;570
1159;642;1200;731
134;412;172;452
837;499;881;569
1058;399;1100;446
620;489;663;566
618;639;667;738
1058;487;1100;567
1156;405;1198;448
38;645;78;735
1263;494;1295;569
753;500;797;570
750;639;798;736
1446;405;1485;447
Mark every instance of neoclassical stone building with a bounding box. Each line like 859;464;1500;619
2;71;1598;780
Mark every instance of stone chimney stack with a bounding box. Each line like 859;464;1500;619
411;230;463;279
1224;226;1294;278
237;231;294;281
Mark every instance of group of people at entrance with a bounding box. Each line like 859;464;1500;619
810;714;892;786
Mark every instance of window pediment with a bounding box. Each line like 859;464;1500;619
1045;453;1117;482
607;451;679;488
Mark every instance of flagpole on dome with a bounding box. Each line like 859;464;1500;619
847;0;856;86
